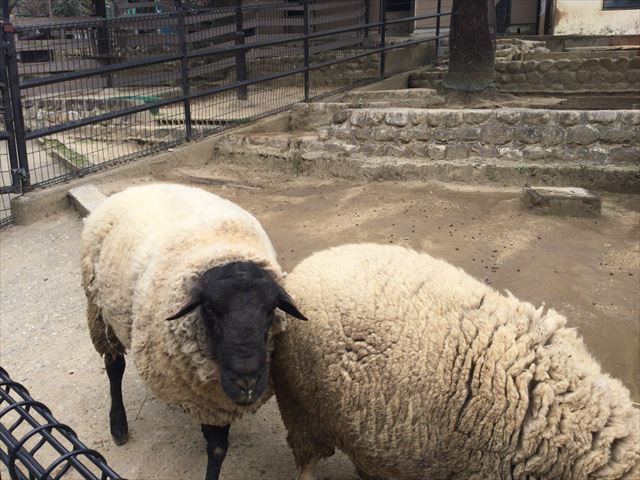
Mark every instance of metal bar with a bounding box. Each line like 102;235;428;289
310;47;382;71
20;53;182;89
24;96;184;140
379;0;386;80
435;0;442;62
0;25;22;195
235;0;248;100
95;0;113;88
176;2;193;141
3;23;30;190
303;0;310;102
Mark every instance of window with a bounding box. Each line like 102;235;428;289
603;0;640;9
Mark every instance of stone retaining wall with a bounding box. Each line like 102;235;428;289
325;108;640;165
495;55;640;92
410;55;640;93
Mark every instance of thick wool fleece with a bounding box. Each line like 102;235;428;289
81;183;283;425
273;244;639;480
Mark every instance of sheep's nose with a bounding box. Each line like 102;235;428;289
234;376;259;392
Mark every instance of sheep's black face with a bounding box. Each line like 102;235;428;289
167;261;306;406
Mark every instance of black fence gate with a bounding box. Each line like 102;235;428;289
0;0;450;228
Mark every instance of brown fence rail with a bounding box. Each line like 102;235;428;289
0;0;449;228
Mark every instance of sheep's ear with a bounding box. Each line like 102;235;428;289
166;298;202;321
276;288;307;321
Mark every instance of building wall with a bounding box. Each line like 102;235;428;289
554;0;640;35
511;0;538;26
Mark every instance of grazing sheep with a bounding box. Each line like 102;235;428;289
273;243;639;480
81;183;306;480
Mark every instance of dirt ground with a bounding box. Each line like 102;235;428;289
1;165;639;480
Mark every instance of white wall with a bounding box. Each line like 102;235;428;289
554;0;640;35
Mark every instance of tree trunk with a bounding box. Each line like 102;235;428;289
442;0;496;92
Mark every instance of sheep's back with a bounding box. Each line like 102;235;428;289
276;244;639;479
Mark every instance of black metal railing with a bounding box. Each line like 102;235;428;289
0;367;122;480
0;0;450;227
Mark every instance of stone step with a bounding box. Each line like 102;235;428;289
326;107;640;166
213;138;639;192
341;89;445;107
523;49;640;61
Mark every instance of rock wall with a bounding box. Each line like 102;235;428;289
495;55;640;93
324;108;640;165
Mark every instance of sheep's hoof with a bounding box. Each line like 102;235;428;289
110;425;129;445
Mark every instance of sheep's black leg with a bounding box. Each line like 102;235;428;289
201;424;230;480
105;353;128;445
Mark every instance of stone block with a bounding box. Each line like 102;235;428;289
515;126;543;144
426;114;441;127
521;186;601;217
511;74;527;84
444;111;465;128
397;129;415;143
538;60;554;72
333;110;349;124
522;61;538;73
458;126;481;141
538;126;566;146
522;111;550;125
433;128;457;142
597;126;628;143
522;145;549;160
414;126;431;142
609;146;640;164
317;128;330;141
626;69;640;84
555;59;571;70
496;110;522;125
68;184;107;217
465;111;492;125
608;71;626;83
427;143;446;159
558;111;582;126
527;71;544;84
620;111;640;126
507;61;522;74
560;71;577;84
370;126;394;141
354;128;372;141
481;124;512;144
495;62;508;73
599;58;613;69
367;111;387;126
498;146;524;160
566;125;598;145
350;110;368;127
585;111;617;124
630;56;640;68
582;58;600;70
386;111;409;127
445;144;469;160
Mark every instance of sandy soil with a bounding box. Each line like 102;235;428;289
1;166;638;480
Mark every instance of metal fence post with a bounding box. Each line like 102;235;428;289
2;22;30;191
303;0;310;102
235;0;248;100
0;29;20;194
176;1;193;140
435;0;442;62
379;0;386;80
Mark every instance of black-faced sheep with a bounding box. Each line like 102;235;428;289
273;243;639;480
80;183;306;480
